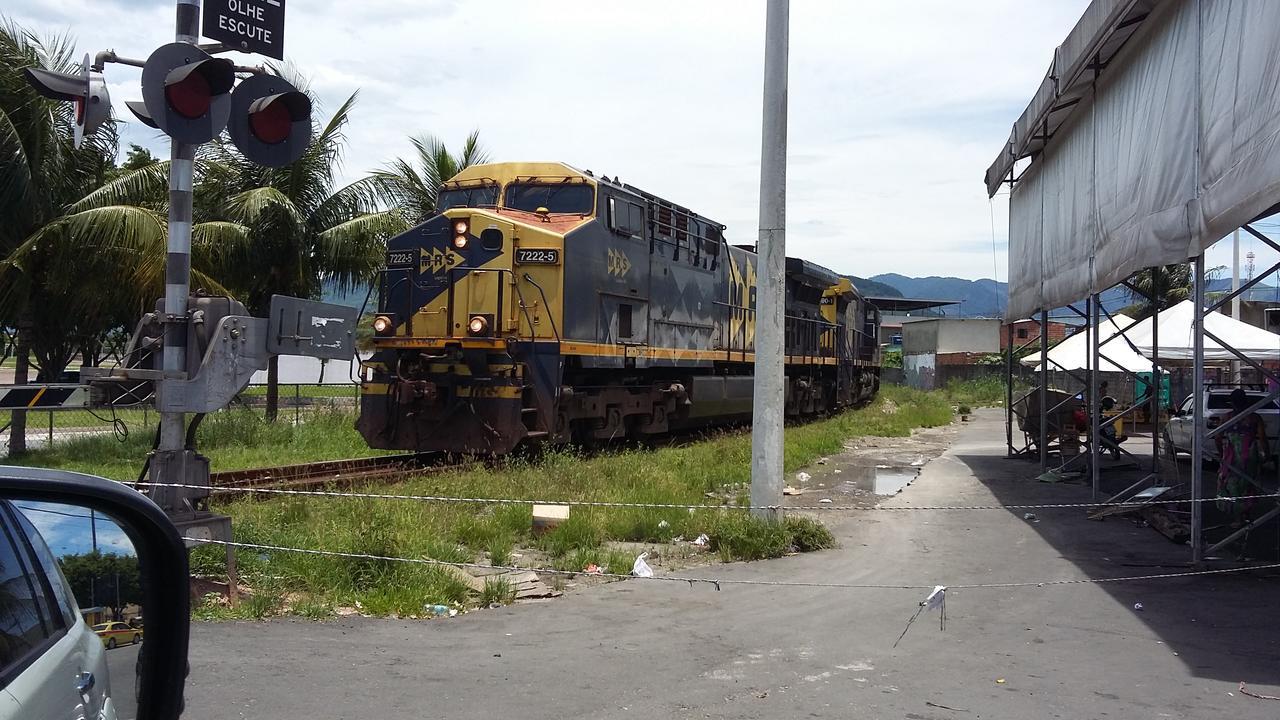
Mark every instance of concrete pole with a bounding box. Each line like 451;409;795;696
750;0;789;519
155;0;200;489
1191;254;1205;564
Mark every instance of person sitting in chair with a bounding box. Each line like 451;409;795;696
1098;396;1127;459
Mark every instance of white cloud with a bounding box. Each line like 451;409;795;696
8;0;1092;281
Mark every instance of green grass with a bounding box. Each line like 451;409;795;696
18;385;950;619
941;376;1025;409
12;407;385;480
179;384;948;619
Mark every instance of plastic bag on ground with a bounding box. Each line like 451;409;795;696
631;552;654;578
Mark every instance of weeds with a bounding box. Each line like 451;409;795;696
48;385;947;619
478;577;515;607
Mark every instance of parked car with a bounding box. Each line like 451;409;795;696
1163;386;1280;460
92;621;142;649
0;499;116;719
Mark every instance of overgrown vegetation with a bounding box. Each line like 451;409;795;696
177;384;947;619
941;375;1027;409
16;407;382;480
19;385;949;619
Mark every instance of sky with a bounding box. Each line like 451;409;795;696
12;0;1269;285
16;502;135;558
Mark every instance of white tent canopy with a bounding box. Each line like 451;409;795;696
1130;300;1280;362
1020;313;1156;373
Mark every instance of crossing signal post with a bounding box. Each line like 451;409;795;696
20;0;342;600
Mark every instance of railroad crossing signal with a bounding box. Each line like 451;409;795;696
22;54;111;149
227;74;312;167
129;43;236;144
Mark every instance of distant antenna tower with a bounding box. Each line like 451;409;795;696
1246;250;1256;282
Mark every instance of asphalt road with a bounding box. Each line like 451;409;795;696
182;410;1280;719
104;641;138;720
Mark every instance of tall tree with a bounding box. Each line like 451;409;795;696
59;551;142;612
194;84;406;420
373;130;489;224
1124;264;1223;318
0;19;172;453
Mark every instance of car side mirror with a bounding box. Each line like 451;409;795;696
0;466;189;720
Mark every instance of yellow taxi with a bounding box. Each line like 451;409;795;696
92;620;143;649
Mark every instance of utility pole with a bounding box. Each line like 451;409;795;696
750;0;789;520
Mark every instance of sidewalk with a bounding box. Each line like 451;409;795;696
183;408;1280;720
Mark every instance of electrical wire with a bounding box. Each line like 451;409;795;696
126;480;1280;513
186;537;1280;592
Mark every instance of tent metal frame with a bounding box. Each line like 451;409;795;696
1006;224;1280;564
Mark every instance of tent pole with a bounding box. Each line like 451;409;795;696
1151;269;1160;478
1006;323;1014;457
1090;294;1100;500
1191;254;1205;564
1040;309;1048;470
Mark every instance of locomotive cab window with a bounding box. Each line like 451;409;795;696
506;182;594;214
608;197;644;238
438;183;499;210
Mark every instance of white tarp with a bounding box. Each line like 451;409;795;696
1130;300;1280;361
1020;313;1156;373
1005;0;1280;320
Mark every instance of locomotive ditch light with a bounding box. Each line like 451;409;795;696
467;315;490;337
228;74;314;168
372;315;395;335
139;43;234;144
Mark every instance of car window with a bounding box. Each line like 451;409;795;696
0;509;62;680
11;507;78;628
1180;396;1194;413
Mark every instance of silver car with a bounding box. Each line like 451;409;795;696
1164;387;1280;460
0;499;116;719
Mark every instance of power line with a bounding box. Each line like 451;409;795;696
127;480;1280;513
186;537;1280;592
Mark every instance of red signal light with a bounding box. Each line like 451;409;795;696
249;98;292;144
165;71;212;119
74;97;85;124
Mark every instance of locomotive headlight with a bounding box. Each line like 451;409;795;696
453;218;471;249
372;315;394;335
467;315;489;336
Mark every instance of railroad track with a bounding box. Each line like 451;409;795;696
209;453;461;497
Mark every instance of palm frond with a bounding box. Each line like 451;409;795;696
226;186;304;227
68;160;169;213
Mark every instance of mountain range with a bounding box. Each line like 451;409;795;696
326;274;1279;319
850;274;1280;319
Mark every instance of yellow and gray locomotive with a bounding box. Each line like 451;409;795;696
357;162;880;454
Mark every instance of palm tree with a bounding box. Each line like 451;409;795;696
0;19;176;453
1124;264;1223;318
194;83;407;420
373;130;489;224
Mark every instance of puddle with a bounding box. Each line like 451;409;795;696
836;465;919;496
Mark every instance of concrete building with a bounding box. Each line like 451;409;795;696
1001;318;1072;350
901;318;1002;390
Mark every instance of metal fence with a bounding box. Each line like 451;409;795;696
1;383;360;458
